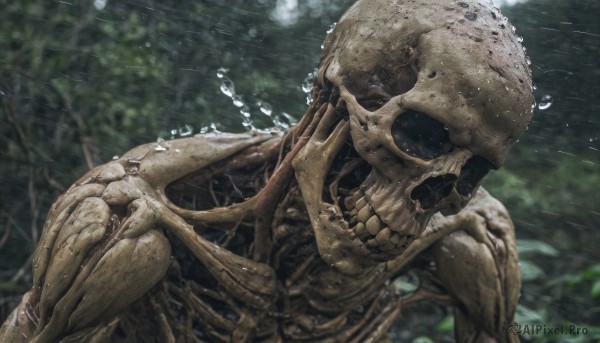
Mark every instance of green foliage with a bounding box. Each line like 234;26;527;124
512;239;600;342
484;154;600;227
434;315;454;333
517;239;558;281
551;263;600;300
517;239;559;257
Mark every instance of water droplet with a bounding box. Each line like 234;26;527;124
257;101;273;116
145;42;151;47
220;77;235;97
281;112;297;125
248;28;258;38
178;124;193;137
0;90;5;96
112;155;119;160
93;0;106;10
242;119;255;130
216;67;228;79
538;95;553;110
240;105;251;118
232;94;244;107
302;69;317;104
517;36;523;43
272;115;290;130
155;137;169;151
326;22;337;34
302;69;317;93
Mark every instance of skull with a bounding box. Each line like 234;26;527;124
293;0;533;274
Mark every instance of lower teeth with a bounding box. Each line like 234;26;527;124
347;191;408;253
390;233;406;245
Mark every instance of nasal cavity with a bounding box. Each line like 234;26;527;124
411;174;457;209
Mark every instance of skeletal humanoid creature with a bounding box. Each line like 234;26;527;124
1;0;533;342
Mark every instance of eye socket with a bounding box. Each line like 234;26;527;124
344;65;418;112
391;110;453;160
456;155;496;196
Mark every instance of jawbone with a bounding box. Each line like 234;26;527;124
349;170;430;259
292;105;428;275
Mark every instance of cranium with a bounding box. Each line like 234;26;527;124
294;0;533;274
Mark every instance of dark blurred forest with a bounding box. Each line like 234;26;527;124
1;0;599;342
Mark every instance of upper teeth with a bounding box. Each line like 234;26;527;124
358;205;373;223
349;195;407;252
365;216;382;235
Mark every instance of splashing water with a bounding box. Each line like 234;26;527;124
178;124;193;136
217;68;258;129
168;124;194;138
321;22;337;49
197;123;222;134
302;68;318;104
232;95;244;107
215;67;295;132
216;67;228;79
257;100;273;116
538;95;553;110
240;105;255;130
326;22;337;34
155;137;169;151
280;112;297;125
271;111;298;130
272;116;289;130
240;105;251;118
220;77;235;97
242;119;255;130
